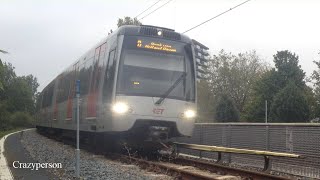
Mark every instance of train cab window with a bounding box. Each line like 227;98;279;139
117;50;188;100
116;36;195;102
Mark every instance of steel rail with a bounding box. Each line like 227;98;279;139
39;132;295;179
116;154;235;180
172;156;292;180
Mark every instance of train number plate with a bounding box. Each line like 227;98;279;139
153;108;164;115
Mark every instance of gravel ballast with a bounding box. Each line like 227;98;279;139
21;129;172;180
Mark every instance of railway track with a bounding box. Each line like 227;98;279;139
40;132;294;180
110;152;293;180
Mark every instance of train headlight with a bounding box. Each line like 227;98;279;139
112;102;129;114
184;110;196;118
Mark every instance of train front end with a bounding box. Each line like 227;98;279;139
107;26;196;144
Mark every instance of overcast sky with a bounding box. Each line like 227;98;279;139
0;0;319;91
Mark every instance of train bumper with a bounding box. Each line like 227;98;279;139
111;115;194;138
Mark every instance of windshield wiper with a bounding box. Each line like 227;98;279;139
155;72;187;105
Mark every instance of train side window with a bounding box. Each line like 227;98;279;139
56;73;71;103
36;93;43;110
47;84;54;106
42;83;54;107
57;76;65;103
79;58;92;95
103;49;116;102
41;90;47;108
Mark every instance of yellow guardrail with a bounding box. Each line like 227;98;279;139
173;142;301;158
173;142;302;171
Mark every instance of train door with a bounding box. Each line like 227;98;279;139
66;62;79;120
87;43;107;119
103;49;116;104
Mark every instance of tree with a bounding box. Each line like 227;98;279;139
270;81;309;122
0;58;38;130
2;62;16;89
21;75;39;103
0;59;4;91
206;50;267;113
117;16;142;27
6;77;34;113
214;94;240;122
245;50;310;122
311;52;320;117
0;62;16;101
273;50;305;88
197;80;214;122
244;69;280;122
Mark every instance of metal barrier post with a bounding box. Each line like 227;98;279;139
199;124;203;158
75;80;80;178
266;125;269;151
263;155;272;172
227;125;231;164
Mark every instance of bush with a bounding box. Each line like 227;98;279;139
214;94;240;122
0;102;12;130
0;109;12;131
9;111;34;127
270;81;310;122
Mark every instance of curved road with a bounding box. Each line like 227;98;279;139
3;130;54;180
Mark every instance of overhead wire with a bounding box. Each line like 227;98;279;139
0;49;9;54
135;0;163;19
183;0;252;34
138;0;174;20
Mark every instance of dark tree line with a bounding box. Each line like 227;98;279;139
0;58;39;130
198;50;320;123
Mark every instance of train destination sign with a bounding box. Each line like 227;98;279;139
136;40;177;53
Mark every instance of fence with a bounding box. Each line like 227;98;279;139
172;123;320;179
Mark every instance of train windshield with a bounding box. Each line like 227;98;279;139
116;36;195;101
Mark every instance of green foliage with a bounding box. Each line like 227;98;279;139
6;77;34;113
244;69;280;122
0;102;11;130
2;62;16;89
117;16;142;27
214;94;240;122
273;50;305;88
0;128;26;139
0;60;38;130
10;111;34;127
0;59;4;91
197;50;267;122
208;50;267;113
196;80;214;122
311;52;320;117
244;50;310;122
270;81;309;122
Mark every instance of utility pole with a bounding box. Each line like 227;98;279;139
76;80;80;178
265;100;268;123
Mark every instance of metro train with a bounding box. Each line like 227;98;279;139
36;25;204;151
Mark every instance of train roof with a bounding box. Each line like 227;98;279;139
41;25;192;92
116;25;192;44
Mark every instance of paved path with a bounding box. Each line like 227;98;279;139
1;130;54;180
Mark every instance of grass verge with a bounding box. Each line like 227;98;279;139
0;128;26;139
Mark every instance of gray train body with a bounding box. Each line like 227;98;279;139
36;25;197;145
